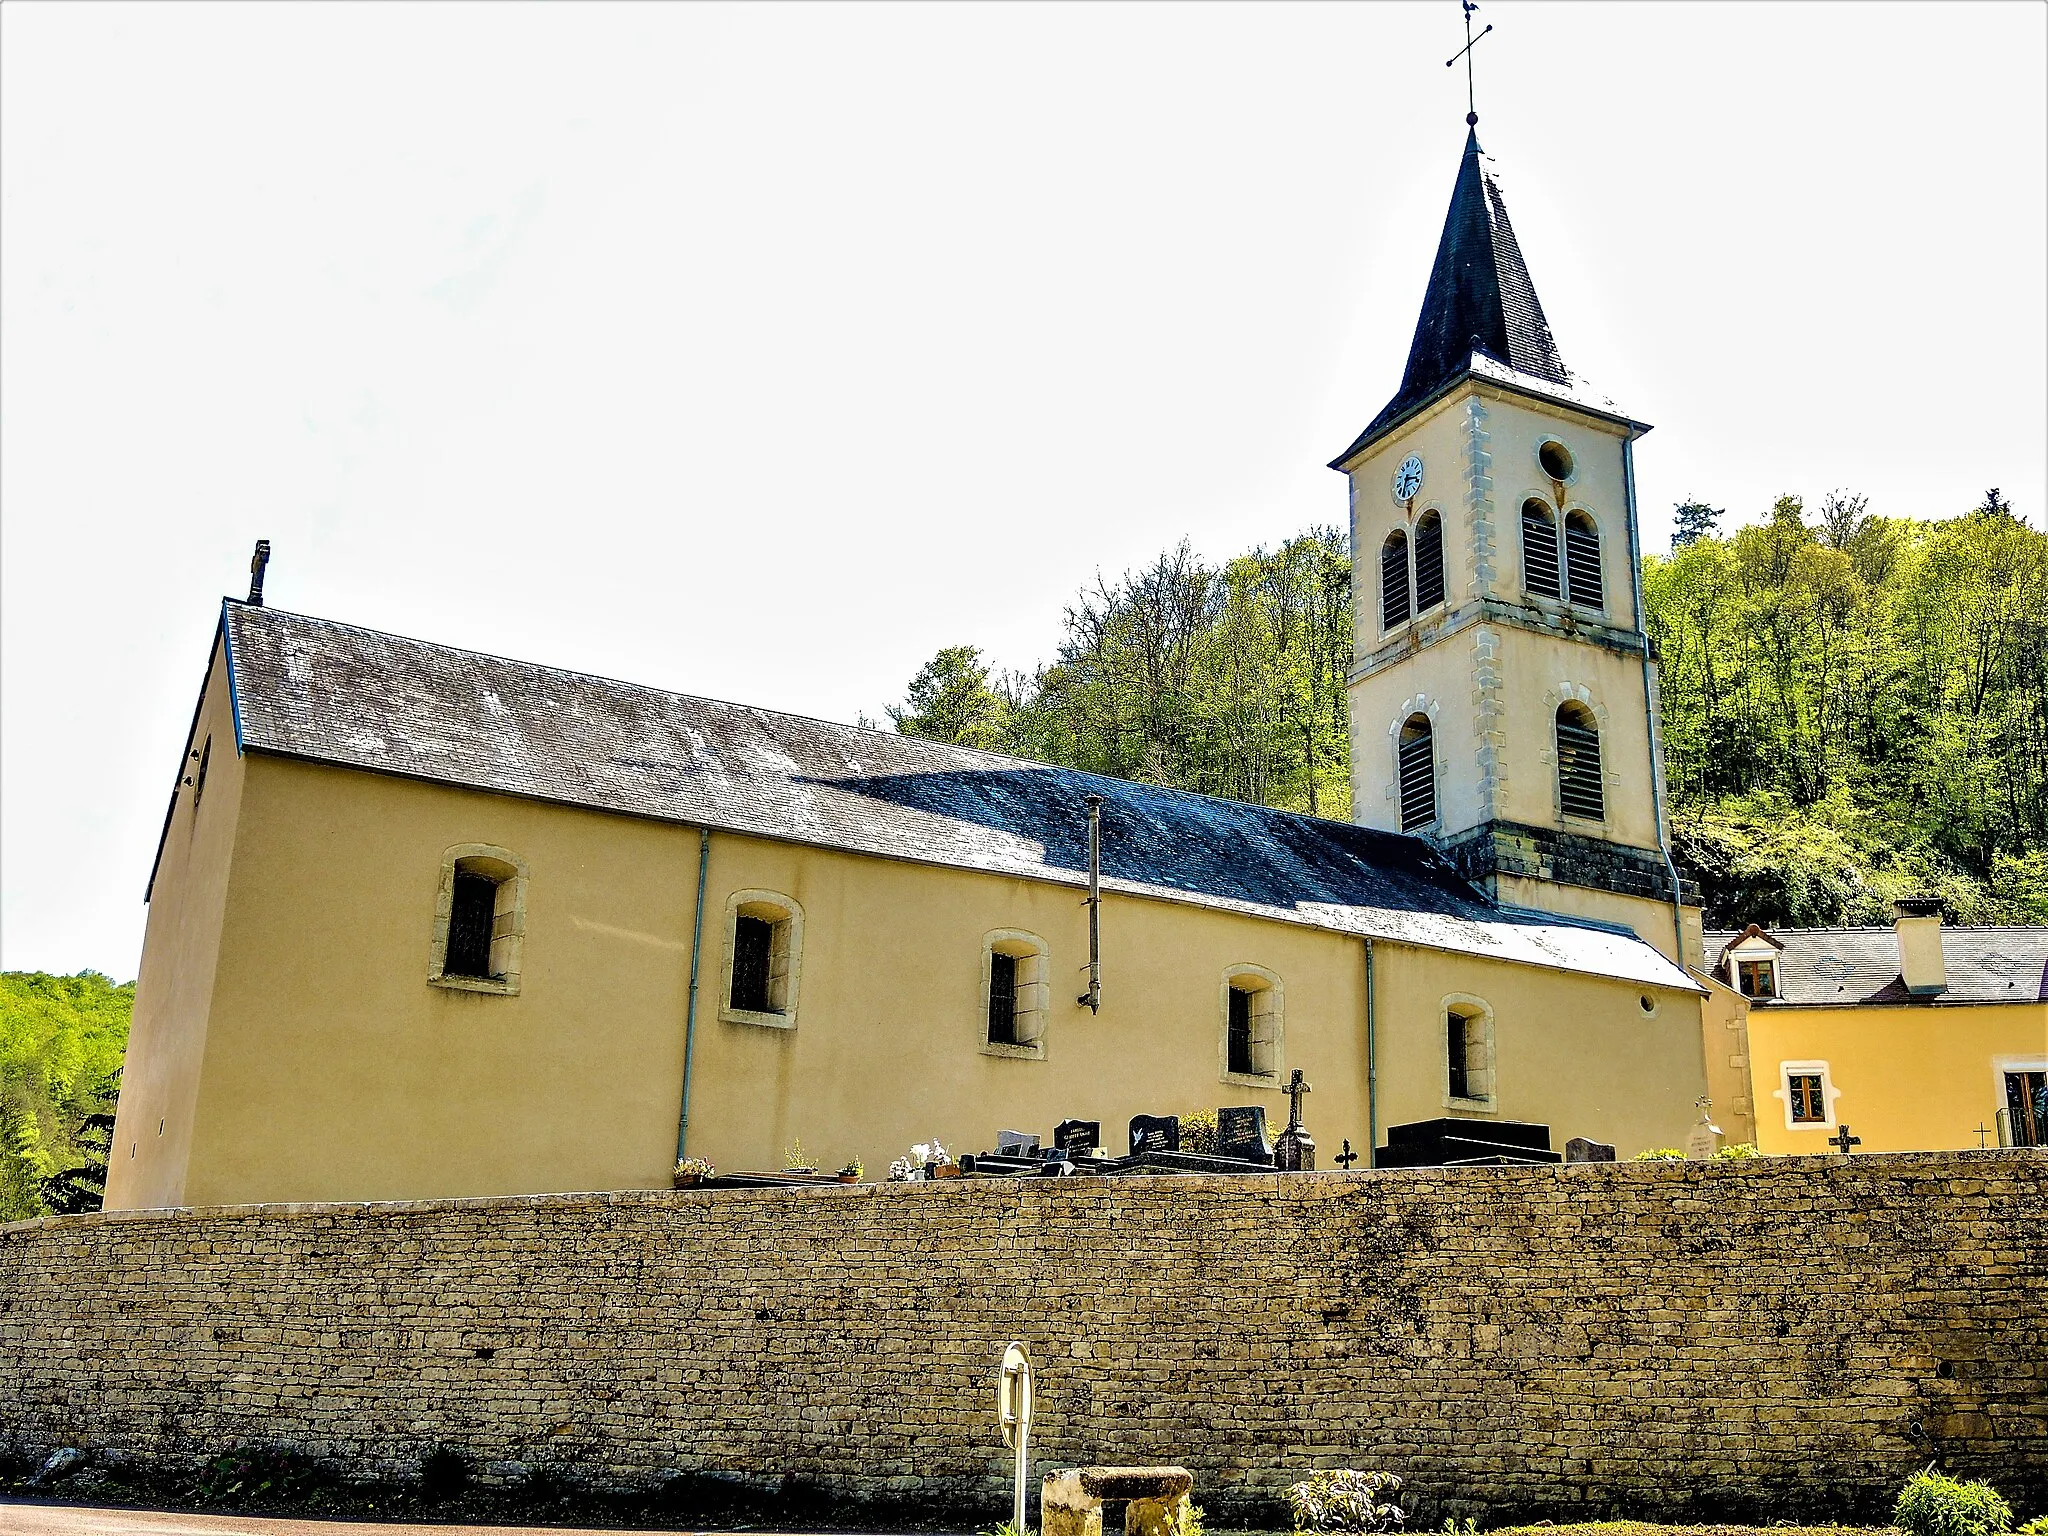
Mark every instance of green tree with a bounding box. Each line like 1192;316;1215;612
1671;498;1723;549
0;970;133;1222
886;645;1016;751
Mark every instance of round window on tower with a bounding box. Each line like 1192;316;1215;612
1537;439;1576;483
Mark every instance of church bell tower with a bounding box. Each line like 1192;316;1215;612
1333;127;1702;968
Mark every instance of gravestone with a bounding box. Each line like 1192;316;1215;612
1054;1119;1101;1157
1565;1137;1616;1163
996;1130;1041;1156
1128;1114;1180;1155
1273;1069;1315;1172
1216;1106;1273;1165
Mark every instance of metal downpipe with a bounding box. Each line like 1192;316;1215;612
1623;437;1689;968
675;827;712;1163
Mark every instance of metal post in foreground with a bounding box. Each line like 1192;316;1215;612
998;1342;1034;1532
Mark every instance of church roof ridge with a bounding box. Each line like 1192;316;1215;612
1329;130;1642;468
210;599;1697;993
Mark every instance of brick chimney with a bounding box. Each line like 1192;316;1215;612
1893;897;1947;996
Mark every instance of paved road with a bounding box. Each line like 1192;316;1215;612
0;1500;769;1536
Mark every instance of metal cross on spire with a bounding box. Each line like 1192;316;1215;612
1446;0;1494;127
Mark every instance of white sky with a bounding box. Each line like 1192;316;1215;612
4;2;2044;977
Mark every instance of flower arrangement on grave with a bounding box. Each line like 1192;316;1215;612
782;1138;815;1173
837;1156;864;1182
1631;1147;1686;1160
672;1157;715;1186
1286;1469;1405;1534
887;1139;953;1180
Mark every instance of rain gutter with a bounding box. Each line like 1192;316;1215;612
675;827;712;1164
1363;937;1379;1166
1623;436;1688;967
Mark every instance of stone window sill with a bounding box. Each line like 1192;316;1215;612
1221;1069;1280;1091
1442;1094;1497;1114
430;973;519;997
980;1040;1045;1062
722;1005;796;1031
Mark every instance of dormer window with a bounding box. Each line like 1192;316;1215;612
1737;958;1778;999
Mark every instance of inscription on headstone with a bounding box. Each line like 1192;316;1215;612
1128;1114;1180;1155
1054;1119;1100;1156
1565;1137;1616;1163
1217;1105;1273;1164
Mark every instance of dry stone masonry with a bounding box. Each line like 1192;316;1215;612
2;1152;2043;1521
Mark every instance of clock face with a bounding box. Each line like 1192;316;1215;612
1393;455;1425;502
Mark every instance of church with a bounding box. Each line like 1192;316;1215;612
104;126;1714;1211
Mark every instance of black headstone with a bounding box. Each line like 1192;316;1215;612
1128;1114;1180;1155
1216;1105;1273;1164
1054;1119;1100;1155
1376;1118;1560;1168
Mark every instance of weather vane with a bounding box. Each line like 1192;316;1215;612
1446;0;1493;126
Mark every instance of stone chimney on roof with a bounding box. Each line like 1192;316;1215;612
1894;897;1947;996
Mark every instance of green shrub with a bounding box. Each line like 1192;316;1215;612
1286;1469;1404;1533
1895;1470;2012;1536
1716;1142;1763;1158
1181;1111;1218;1155
2016;1518;2048;1536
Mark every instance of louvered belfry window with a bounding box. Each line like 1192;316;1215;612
1522;502;1562;601
1380;531;1411;630
1398;715;1436;831
1564;512;1603;610
445;872;498;979
1555;703;1605;821
1414;511;1445;612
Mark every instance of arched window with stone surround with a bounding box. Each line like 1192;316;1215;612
721;890;805;1029
428;844;529;996
1521;500;1562;601
1414;510;1445;612
1555;701;1605;821
1397;713;1436;831
1380;529;1411;631
1563;510;1604;611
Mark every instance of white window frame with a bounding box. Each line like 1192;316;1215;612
1728;939;1780;1000
1219;964;1284;1088
981;929;1050;1061
1774;1059;1840;1131
1441;992;1498;1113
720;889;804;1030
1991;1054;2048;1146
428;843;529;996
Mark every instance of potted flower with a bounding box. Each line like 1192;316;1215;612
673;1157;715;1188
837;1158;864;1184
782;1138;816;1175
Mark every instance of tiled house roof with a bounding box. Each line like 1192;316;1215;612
205;600;1696;992
1704;928;2048;1006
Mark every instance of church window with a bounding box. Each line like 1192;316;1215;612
1442;995;1496;1107
1563;511;1604;611
1521;501;1562;601
1414;511;1446;612
1398;714;1436;831
1221;965;1282;1083
1380;530;1411;630
428;844;528;996
982;930;1049;1059
1555;702;1605;821
722;890;804;1029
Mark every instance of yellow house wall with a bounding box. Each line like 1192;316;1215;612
105;636;245;1211
1744;1002;2048;1154
119;751;1710;1208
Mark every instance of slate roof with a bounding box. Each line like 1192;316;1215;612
1330;130;1644;468
1704;928;2048;1007
211;600;1696;992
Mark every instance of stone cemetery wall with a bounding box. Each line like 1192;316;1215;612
2;1152;2043;1521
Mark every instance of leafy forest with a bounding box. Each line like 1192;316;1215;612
1;970;128;1223
890;491;2048;929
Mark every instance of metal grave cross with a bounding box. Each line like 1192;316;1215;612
1975;1122;1993;1150
1334;1139;1360;1171
1830;1123;1862;1156
1446;0;1494;126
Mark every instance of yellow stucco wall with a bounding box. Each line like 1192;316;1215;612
1741;999;2047;1154
105;636;245;1211
111;749;1709;1208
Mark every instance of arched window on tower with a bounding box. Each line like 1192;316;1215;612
1563;511;1603;611
1414;511;1445;612
1521;501;1562;601
1555;702;1605;821
1380;530;1411;631
1398;714;1436;831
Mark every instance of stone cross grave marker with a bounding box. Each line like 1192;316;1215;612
1129;1114;1180;1155
1565;1137;1616;1163
1830;1123;1862;1155
1054;1119;1100;1157
1274;1069;1315;1171
1217;1105;1272;1164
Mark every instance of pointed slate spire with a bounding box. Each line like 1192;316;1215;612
1332;130;1617;468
